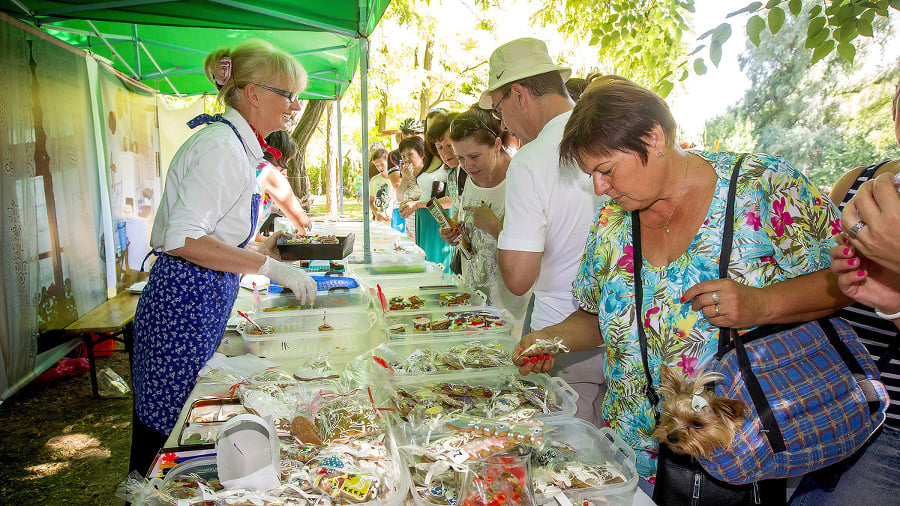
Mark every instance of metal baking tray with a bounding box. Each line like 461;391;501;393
277;233;355;261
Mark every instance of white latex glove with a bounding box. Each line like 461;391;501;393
257;256;317;305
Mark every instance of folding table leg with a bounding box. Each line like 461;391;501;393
85;333;99;399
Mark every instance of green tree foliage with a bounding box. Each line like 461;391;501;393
534;0;693;96
730;0;900;66
704;2;900;187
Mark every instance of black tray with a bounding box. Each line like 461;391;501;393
276;233;355;261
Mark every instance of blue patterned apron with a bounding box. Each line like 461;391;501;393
133;114;260;435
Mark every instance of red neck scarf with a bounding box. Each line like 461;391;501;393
249;124;282;161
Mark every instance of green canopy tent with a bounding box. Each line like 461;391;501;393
1;0;390;258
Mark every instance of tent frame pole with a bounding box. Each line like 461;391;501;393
359;36;370;264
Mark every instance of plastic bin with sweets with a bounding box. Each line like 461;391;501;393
348;243;428;274
362;334;519;376
400;418;638;506
383;306;513;340
385;368;578;424
374;286;487;315
238;309;380;359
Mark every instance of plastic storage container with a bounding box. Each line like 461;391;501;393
350;261;453;290
383;306;513;340
401;420;637;506
368;335;518;376
533;420;638;505
376;287;487;315
389;368;578;423
238;310;378;358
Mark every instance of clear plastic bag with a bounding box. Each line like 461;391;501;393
115;470;164;505
98;367;130;397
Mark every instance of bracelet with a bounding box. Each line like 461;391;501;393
875;307;900;320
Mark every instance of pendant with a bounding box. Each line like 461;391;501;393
664;225;670;234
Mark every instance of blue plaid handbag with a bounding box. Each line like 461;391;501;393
695;158;889;485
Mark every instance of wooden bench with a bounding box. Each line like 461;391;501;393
64;291;140;398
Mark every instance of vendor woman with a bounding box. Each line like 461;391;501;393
130;40;317;474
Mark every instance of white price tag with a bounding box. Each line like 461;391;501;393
447;448;468;465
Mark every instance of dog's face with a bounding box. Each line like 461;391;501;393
651;365;745;459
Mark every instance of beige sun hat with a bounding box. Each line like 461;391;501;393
478;38;572;109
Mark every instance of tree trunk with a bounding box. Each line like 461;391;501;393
419;38;434;120
324;101;339;219
289;100;327;212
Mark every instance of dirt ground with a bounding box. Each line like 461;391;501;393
0;350;132;505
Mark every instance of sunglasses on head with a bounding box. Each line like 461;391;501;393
450;117;499;139
252;83;300;103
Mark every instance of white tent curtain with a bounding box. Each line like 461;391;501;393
0;17;106;399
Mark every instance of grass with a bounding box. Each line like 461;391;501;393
307;194;364;222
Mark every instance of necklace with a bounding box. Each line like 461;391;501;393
642;153;690;234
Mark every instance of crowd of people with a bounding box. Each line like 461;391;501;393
133;32;900;505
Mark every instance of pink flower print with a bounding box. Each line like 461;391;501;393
830;218;842;236
814;197;823;206
617;244;634;274
744;204;762;231
771;197;794;237
644;306;660;328
676;354;698;377
760;256;775;263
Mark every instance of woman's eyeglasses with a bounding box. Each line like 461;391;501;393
253;83;300;103
450;117;498;139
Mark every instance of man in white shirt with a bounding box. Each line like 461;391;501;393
479;38;608;426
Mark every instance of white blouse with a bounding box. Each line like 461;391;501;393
150;108;265;252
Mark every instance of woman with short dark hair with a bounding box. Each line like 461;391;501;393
516;75;850;497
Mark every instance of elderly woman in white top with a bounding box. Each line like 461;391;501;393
130;40;316;475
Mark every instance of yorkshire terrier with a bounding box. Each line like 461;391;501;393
651;365;745;459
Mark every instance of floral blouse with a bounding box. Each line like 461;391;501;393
572;151;839;480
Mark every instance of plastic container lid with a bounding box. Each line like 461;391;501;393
238;310;379;358
257;279;369;314
350;261;452;289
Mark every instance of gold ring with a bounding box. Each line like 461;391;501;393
714;304;720;316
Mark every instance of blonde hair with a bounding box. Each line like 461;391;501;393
204;40;307;108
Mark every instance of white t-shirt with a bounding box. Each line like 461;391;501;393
498;110;605;331
459;178;529;321
151;108;264;252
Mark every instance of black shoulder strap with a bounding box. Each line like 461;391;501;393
716;154;748;357
631;213;660;412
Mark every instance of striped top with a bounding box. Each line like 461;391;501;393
836;161;900;429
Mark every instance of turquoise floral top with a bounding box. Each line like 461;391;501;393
572;151;840;480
